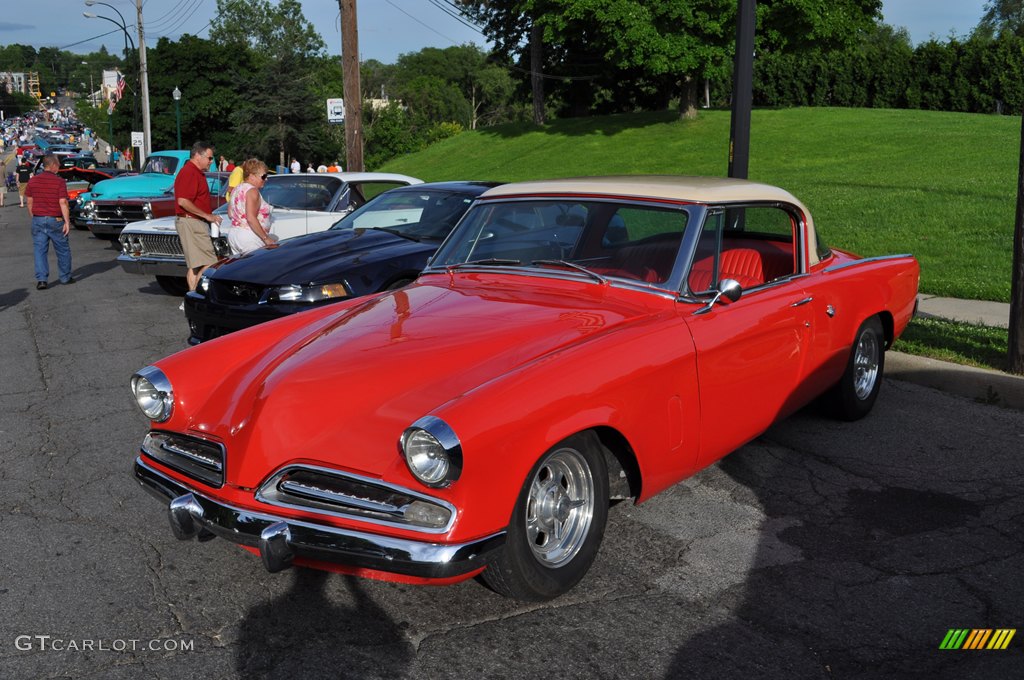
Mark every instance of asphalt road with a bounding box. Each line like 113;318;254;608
1;206;1022;679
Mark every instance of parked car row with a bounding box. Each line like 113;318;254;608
117;172;421;293
122;174;920;602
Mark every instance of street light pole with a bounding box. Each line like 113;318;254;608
81;61;95;107
172;87;181;150
84;0;150;163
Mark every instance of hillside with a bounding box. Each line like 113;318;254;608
379;108;1020;302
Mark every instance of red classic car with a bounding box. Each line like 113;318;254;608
130;176;919;600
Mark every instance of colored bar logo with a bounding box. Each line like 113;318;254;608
940;629;1016;650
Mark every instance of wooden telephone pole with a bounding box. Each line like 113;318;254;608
339;0;364;172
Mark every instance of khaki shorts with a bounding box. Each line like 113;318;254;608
175;215;217;270
18;184;27;197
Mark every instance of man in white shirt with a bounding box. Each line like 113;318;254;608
290;158;301;174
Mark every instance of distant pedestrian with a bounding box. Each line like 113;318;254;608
316;163;327;173
219;155;228;172
17;162;32;208
290;158;300;174
306;163;314;173
174;141;222;295
226;159;236;172
25;154;73;289
327;161;342;173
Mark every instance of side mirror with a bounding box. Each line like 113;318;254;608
691;278;743;315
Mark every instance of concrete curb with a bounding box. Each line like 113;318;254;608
886;351;1024;412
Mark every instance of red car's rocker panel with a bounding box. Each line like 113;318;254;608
129;176;920;600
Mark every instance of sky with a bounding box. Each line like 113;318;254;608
0;0;994;64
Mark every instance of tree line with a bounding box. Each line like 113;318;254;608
4;0;1022;168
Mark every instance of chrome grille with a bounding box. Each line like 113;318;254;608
94;203;147;225
257;466;455;533
142;431;225;487
136;234;185;257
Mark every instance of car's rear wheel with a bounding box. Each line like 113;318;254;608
482;431;609;601
832;315;885;421
155;275;188;297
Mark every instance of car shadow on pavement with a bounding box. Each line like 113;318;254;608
0;287;29;311
236;568;414;678
661;397;1024;679
70;258;120;281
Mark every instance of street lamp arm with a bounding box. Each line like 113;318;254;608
84;0;128;32
82;12;136;50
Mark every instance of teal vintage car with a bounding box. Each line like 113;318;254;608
71;150;191;229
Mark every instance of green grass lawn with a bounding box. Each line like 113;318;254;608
893;317;1010;371
380;107;1020;302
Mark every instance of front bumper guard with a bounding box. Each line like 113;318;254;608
135;457;505;578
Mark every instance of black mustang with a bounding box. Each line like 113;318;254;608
184;181;499;344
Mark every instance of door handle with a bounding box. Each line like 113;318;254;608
790;297;813;307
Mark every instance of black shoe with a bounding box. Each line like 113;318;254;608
36;281;48;290
62;277;76;285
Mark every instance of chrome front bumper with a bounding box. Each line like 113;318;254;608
134;457;505;578
117;254;187;278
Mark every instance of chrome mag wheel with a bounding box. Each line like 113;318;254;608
525;447;596;568
853;327;880;400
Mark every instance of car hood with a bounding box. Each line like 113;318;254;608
193;275;664;487
213;228;436;285
90;173;173;199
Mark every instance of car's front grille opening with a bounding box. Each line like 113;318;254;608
142;431;225;487
211;280;266;305
257;466;454;532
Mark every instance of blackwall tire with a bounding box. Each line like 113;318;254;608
833;316;885;421
482;431;610;601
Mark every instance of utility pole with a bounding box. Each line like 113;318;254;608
1009;111;1024;374
339;0;364;172
728;0;755;179
136;0;151;163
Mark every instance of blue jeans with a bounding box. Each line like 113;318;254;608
31;216;73;283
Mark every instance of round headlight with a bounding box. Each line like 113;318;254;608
130;366;173;422
400;416;462;487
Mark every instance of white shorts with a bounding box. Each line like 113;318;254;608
227;227;275;256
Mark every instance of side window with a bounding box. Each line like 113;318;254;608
688;205;798;294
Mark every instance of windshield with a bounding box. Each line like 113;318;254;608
429;198;690;286
142;155;180;175
329;189;477;240
262;175;342;211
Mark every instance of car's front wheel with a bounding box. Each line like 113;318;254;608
482;431;609;601
832;315;885;421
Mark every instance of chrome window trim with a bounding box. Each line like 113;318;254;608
256;463;458;534
423;195;699;294
823;254;914;273
682;201;807;298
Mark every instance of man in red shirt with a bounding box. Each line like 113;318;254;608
174;141;223;293
25;154;73;289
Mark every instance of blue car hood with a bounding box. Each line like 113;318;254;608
89;173;174;200
212;228;437;286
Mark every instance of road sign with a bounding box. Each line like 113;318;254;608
327;98;344;124
131;132;144;148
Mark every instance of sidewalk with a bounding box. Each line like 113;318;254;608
915;294;1009;328
887;294;1024;411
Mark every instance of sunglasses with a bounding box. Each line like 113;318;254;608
259;173;269;180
